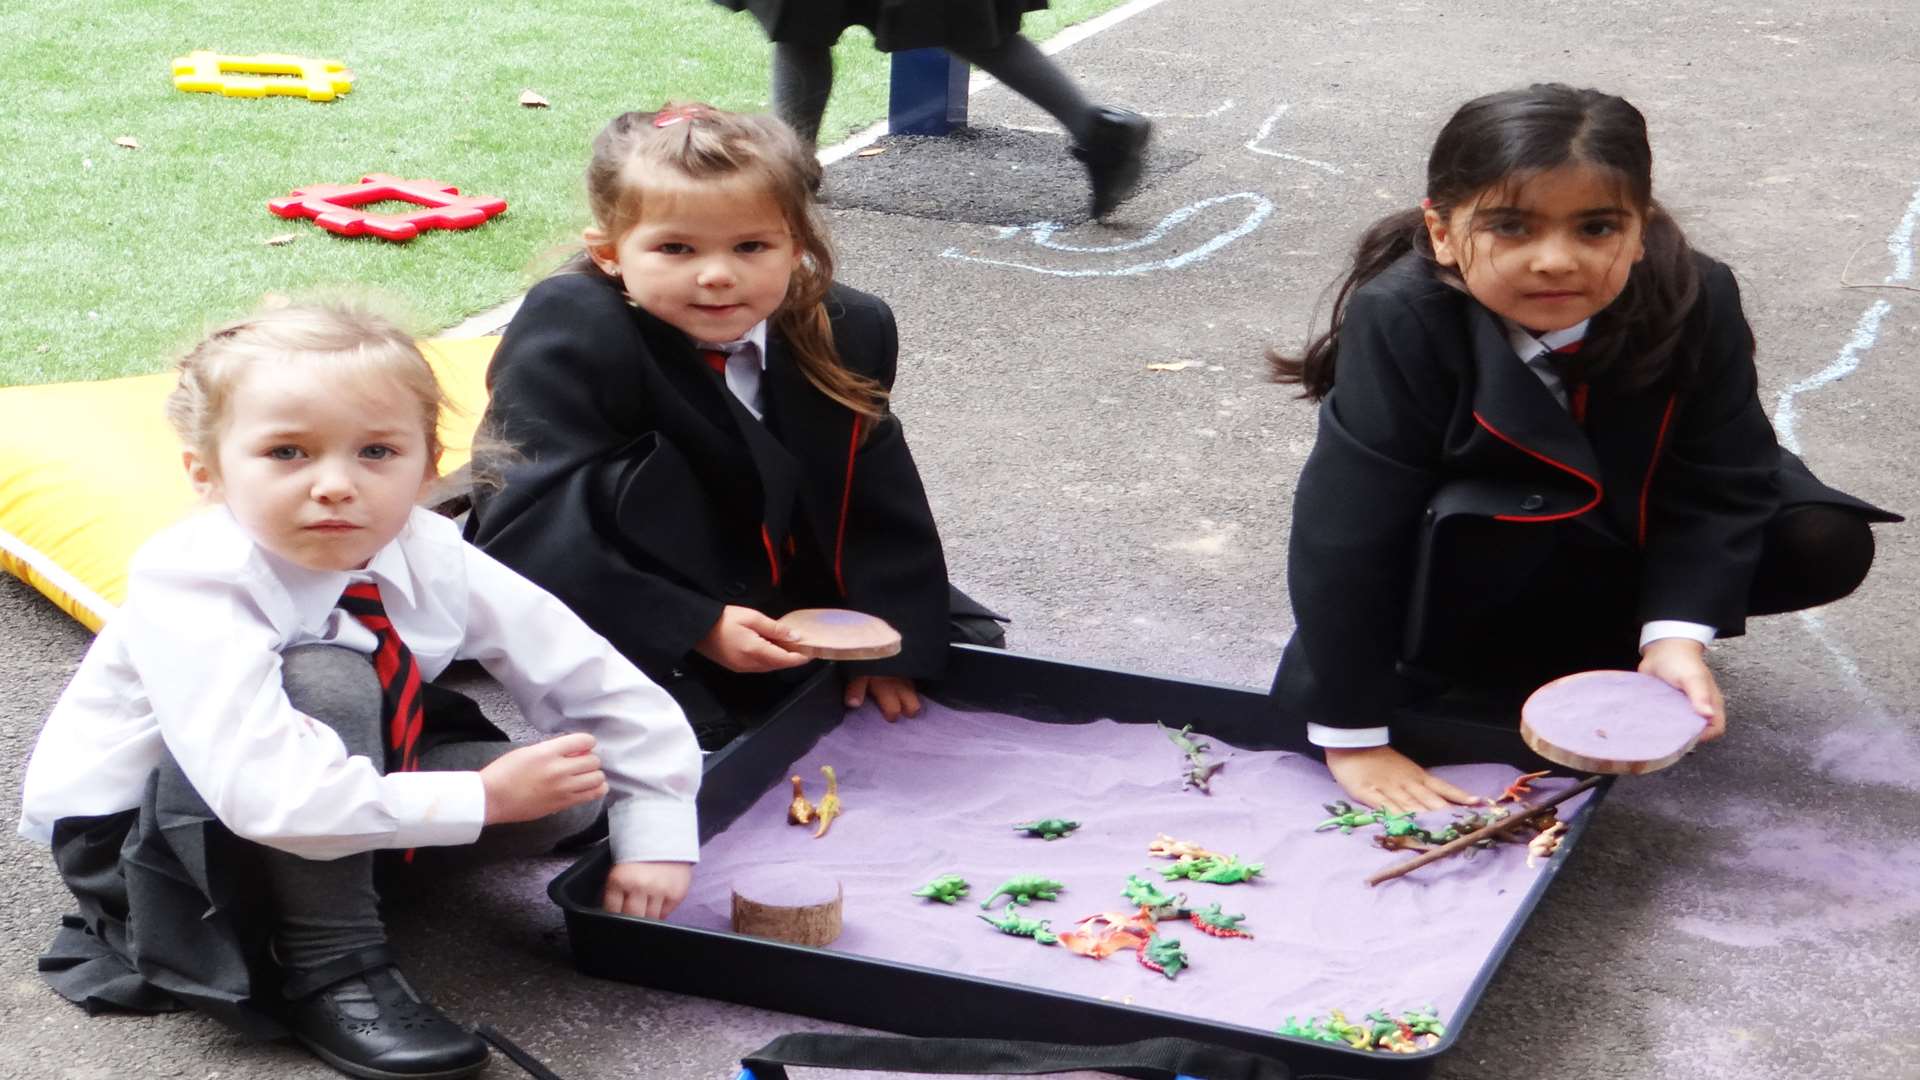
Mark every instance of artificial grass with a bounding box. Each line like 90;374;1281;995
0;0;1130;387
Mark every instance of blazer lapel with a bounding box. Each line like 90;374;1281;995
762;335;855;559
1463;304;1605;500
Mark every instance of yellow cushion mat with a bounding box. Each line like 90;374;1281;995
0;337;498;631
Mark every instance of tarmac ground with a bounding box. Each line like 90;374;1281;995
5;1;1920;1077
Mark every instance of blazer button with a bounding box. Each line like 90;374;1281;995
1520;494;1546;512
726;581;748;597
1423;507;1436;524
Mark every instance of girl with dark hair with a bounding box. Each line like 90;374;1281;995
711;0;1151;218
1268;84;1899;813
467;104;994;751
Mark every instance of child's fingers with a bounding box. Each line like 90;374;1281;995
1423;774;1482;806
738;608;796;641
844;674;870;709
547;731;597;756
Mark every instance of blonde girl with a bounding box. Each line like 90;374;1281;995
20;302;702;1080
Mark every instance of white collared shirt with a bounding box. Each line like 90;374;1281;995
1307;317;1713;751
697;320;771;420
18;507;702;864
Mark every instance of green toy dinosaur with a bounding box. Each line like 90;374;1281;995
979;875;1065;909
911;874;971;904
1121;874;1189;919
1135;935;1189;979
1316;800;1384;833
1188;902;1252;939
1161;854;1263;884
1158;721;1226;793
1012;818;1080;840
978;907;1058;945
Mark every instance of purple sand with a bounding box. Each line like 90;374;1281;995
731;863;843;908
673;703;1593;1032
1525;671;1705;761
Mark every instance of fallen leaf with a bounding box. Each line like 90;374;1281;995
1146;361;1196;372
519;89;550;108
113;136;141;150
263;233;298;247
856;146;888;158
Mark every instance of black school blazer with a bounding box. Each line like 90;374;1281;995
1271;251;1896;732
464;270;950;681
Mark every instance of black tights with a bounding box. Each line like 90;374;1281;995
771;35;1094;145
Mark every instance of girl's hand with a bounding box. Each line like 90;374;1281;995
1324;745;1484;814
603;860;693;919
479;733;607;825
695;605;811;673
1638;638;1726;742
845;675;921;721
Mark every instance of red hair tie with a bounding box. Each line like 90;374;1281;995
654;104;706;128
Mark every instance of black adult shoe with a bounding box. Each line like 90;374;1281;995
1070;107;1153;219
284;948;489;1080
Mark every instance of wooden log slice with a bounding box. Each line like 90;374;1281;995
776;608;903;661
1521;669;1707;775
730;865;844;946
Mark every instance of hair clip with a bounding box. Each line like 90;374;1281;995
653;105;705;128
1420;197;1435;210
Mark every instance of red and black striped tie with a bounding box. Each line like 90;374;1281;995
1553;339;1589;425
337;582;425;776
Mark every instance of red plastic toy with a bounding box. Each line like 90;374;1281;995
267;174;507;241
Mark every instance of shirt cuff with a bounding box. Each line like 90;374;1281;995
385;771;487;850
607;794;701;864
1639;620;1717;653
1307;722;1392;749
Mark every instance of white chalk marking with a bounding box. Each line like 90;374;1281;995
1245;105;1344;176
1884;180;1920;283
1772;299;1889;455
938;192;1274;277
1142;99;1236;120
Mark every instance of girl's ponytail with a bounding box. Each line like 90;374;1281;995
1269;207;1428;399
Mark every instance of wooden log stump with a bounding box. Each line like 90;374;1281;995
730;865;844;946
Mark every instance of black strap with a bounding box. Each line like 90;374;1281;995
739;1033;1294;1080
477;1024;569;1080
280;945;394;1000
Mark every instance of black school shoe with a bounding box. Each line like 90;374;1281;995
1070;107;1153;219
284;947;489;1080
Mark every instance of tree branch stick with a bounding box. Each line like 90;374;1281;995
1365;774;1605;887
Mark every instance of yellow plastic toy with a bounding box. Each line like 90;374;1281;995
171;51;354;102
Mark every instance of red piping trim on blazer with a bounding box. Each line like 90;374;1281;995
1472;411;1604;522
1637;393;1679;548
760;524;782;587
834;417;862;597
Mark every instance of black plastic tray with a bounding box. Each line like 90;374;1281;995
549;646;1609;1080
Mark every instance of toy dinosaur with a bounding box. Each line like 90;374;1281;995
1188;902;1252;939
1161;854;1263;884
978;907;1058;945
1135;935;1189;980
979;875;1065;909
1316;800;1384;833
1157;721;1227;793
812;765;842;838
1146;835;1221;861
1281;1007;1445;1053
1526;820;1568;868
1012;818;1080;840
1058;910;1156;958
1497;769;1552;804
1121;874;1189;919
911;874;971;904
785;775;815;826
